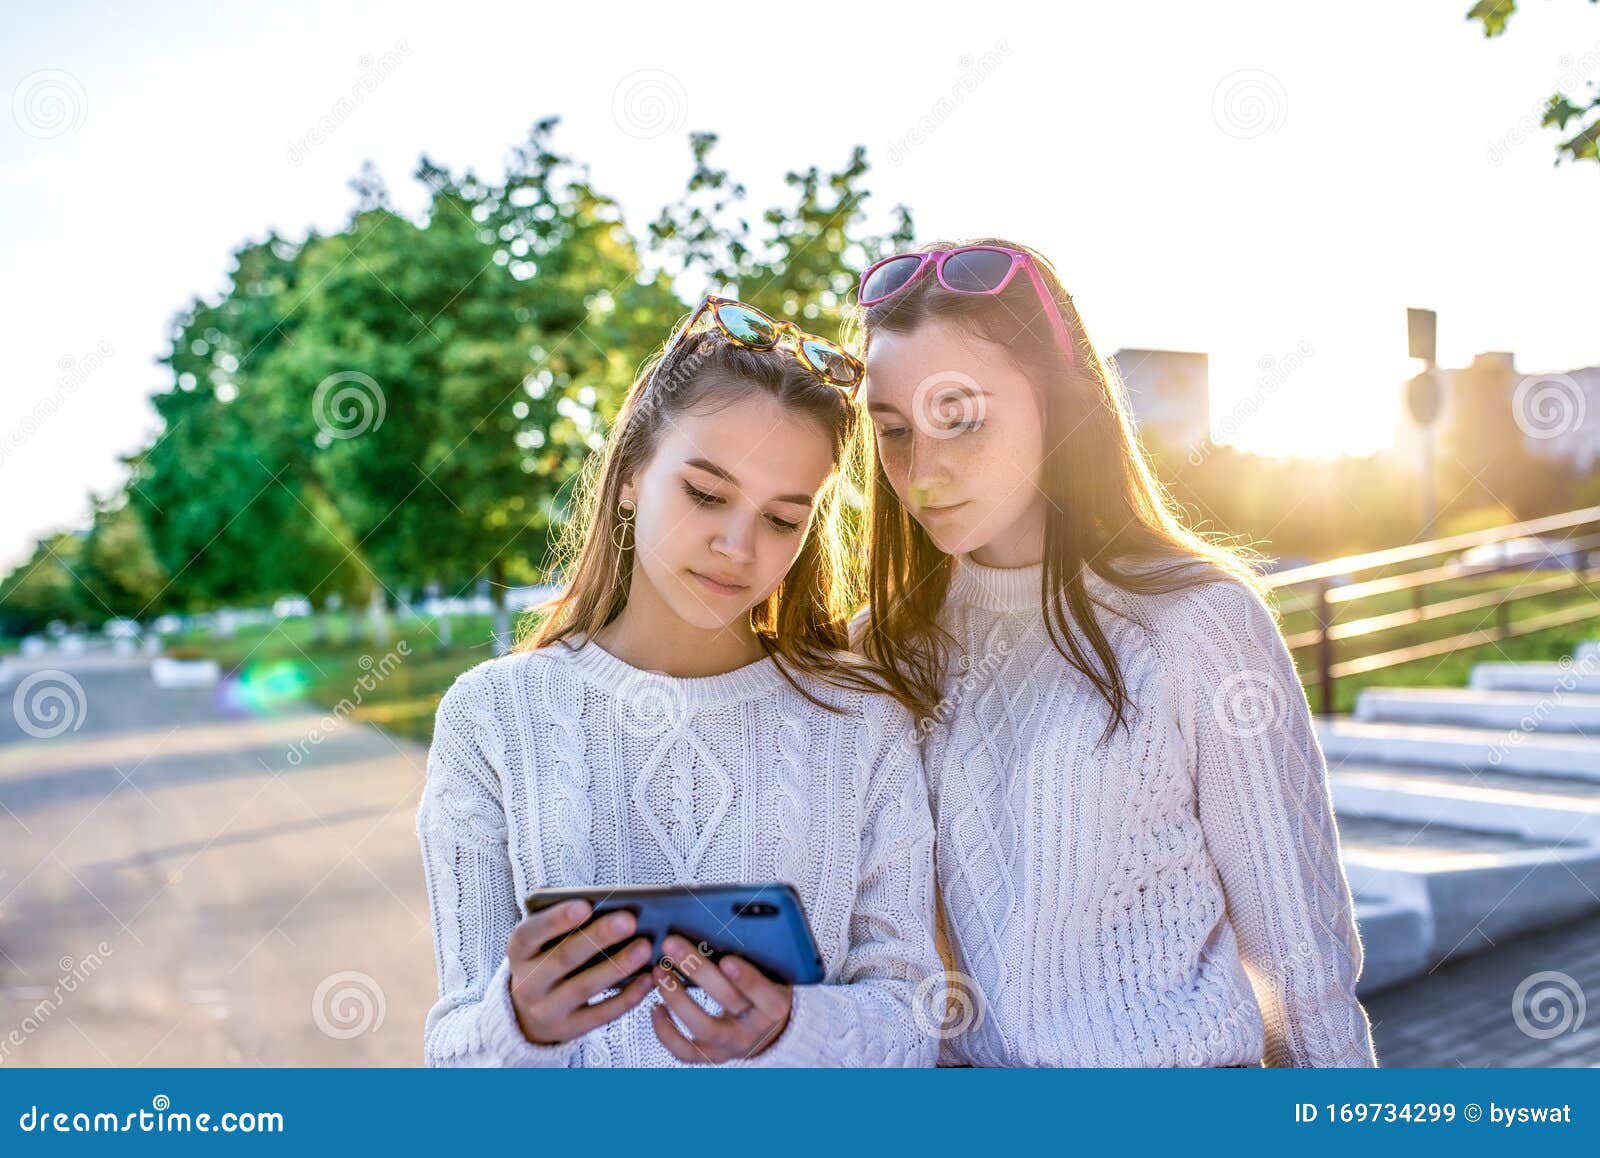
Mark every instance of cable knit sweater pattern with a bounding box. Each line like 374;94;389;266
414;635;943;1067
912;555;1378;1068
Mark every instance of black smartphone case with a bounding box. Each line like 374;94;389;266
523;882;826;989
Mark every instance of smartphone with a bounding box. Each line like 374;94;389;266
523;882;825;989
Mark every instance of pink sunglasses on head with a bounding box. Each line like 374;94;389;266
857;244;1076;365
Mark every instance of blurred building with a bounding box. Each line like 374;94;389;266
1394;352;1600;473
1111;348;1210;451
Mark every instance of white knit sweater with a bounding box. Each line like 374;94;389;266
415;635;943;1067
906;554;1378;1068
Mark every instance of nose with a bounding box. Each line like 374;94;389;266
905;433;950;498
710;508;757;564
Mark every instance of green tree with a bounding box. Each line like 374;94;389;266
1469;0;1600;167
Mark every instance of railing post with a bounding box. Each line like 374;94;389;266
1315;578;1334;717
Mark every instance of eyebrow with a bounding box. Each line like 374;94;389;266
684;457;814;507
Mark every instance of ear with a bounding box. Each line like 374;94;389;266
618;477;636;507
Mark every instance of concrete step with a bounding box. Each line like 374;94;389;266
1355;686;1600;734
1318;718;1600;781
1331;762;1600;844
1336;813;1600;971
1469;661;1600;695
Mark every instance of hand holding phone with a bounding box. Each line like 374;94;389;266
649;933;794;1063
503;899;654;1047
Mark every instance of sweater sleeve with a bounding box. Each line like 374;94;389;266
1172;580;1378;1068
730;696;943;1067
416;664;581;1067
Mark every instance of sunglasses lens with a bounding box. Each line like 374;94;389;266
801;339;861;387
715;303;778;347
861;255;924;303
941;248;1014;292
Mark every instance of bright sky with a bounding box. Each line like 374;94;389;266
4;0;1599;573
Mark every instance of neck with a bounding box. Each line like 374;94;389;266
591;566;767;677
967;497;1046;568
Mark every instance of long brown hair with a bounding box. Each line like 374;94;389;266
852;237;1270;741
515;319;900;716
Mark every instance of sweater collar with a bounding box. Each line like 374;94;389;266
556;632;788;706
947;553;1046;614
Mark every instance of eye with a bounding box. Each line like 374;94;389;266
952;419;985;434
875;424;910;441
681;479;724;506
766;514;802;535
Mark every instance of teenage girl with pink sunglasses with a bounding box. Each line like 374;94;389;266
849;238;1378;1067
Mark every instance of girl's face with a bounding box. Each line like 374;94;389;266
864;317;1048;564
619;392;836;632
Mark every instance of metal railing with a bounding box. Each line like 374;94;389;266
1262;505;1600;715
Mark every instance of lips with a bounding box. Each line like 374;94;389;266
689;570;749;595
919;501;969;518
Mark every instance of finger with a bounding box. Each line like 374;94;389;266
552;936;654;1007
717;956;792;1023
508;900;591;960
662;935;752;1018
540;909;638;977
651;1002;720;1065
562;974;655;1038
652;963;729;1049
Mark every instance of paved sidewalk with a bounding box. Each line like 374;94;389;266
0;659;437;1065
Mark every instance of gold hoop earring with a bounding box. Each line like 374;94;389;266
611;498;635;551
